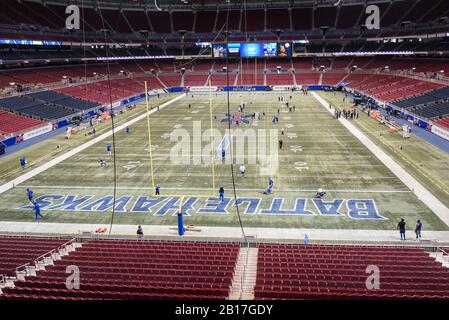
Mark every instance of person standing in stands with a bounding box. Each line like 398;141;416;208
415;220;423;240
398;218;406;240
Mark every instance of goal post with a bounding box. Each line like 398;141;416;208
144;80;217;201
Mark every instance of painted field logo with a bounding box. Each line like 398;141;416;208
19;195;388;220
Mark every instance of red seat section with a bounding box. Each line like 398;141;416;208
0;240;240;300
322;72;346;86
255;244;449;300
0;236;72;277
55;77;163;104
0;111;45;134
434;117;449;130
345;73;445;102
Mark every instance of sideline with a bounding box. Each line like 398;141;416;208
312;91;449;227
0;221;448;243
0;94;186;195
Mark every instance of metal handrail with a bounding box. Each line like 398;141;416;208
239;241;250;300
435;246;448;255
33;249;56;266
15;263;30;277
58;238;76;254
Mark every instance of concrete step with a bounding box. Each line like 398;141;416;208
429;251;449;269
2;240;83;293
229;247;259;300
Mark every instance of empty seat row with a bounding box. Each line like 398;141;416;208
255;244;449;300
1;239;239;300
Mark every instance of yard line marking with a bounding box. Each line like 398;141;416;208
14;185;411;193
31;171;401;180
312;91;449;227
0;94;186;195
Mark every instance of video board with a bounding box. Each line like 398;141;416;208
212;42;291;58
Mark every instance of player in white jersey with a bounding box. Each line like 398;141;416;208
239;164;246;177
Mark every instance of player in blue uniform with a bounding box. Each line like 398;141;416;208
219;187;225;203
99;157;106;167
20;156;27;169
314;188;327;199
26;188;33;202
107;143;112;155
221;148;226;162
33;202;43;220
155;184;160;195
263;178;274;194
125;126;130;135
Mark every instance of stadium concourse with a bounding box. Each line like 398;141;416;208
1;0;449;304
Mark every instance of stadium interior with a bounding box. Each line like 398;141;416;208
0;0;449;302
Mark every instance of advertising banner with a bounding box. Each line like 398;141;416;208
188;86;218;92
432;124;449;141
23;124;52;141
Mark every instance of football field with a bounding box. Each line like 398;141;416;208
0;90;448;231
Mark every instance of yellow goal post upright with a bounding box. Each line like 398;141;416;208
144;80;218;214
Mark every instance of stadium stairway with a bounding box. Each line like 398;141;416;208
429;249;449;269
0;240;240;300
3;239;449;300
229;246;258;300
0;237;79;291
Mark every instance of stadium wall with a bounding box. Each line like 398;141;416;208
0;88;166;153
431;124;449;142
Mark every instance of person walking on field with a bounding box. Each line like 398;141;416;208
219;187;225;203
33;202;43;220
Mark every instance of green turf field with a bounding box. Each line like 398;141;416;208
0;91;448;231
